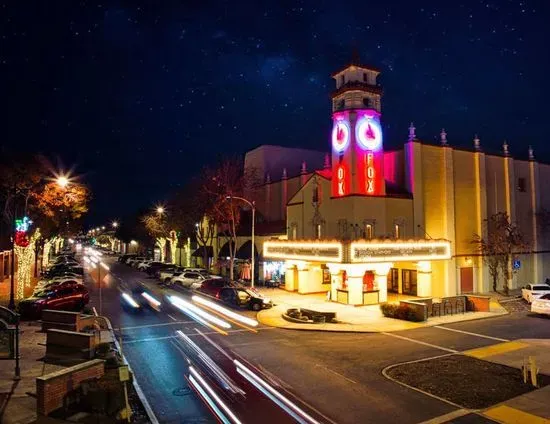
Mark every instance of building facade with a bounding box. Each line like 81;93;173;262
226;60;550;304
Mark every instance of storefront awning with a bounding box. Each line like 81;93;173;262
192;246;213;258
218;241;235;258
235;240;260;260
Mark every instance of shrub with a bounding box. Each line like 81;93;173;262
380;303;422;322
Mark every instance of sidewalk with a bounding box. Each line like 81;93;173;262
256;288;508;332
0;323;64;424
471;339;550;423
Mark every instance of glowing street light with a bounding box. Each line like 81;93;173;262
112;221;119;228
156;206;165;215
56;175;69;188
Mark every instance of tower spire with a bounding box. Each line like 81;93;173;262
408;122;416;142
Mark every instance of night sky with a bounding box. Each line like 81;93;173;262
2;1;549;225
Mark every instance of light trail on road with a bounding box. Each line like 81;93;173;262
168;295;231;335
192;295;259;328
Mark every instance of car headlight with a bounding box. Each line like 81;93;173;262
263;298;271;304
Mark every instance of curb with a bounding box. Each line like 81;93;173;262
257;308;509;334
102;315;159;424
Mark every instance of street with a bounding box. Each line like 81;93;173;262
84;259;550;424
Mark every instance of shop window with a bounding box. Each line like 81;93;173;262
363;271;375;292
322;266;331;284
402;269;417;295
388;268;399;293
517;177;526;192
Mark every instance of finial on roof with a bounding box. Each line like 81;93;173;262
528;145;534;161
301;161;307;174
503;140;509;156
408;122;416;142
324;153;330;169
474;134;481;151
440;128;448;146
282;168;287;180
266;173;271;184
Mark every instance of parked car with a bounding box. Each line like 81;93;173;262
127;256;146;267
158;267;184;283
531;293;550;316
170;271;207;289
18;284;90;319
35;277;84;292
197;278;237;298
146;262;173;276
218;287;273;311
522;283;550;304
118;254;137;263
137;260;153;271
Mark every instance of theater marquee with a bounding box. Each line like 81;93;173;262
263;241;344;263
350;240;451;263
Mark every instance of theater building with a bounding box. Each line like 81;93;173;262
237;60;550;305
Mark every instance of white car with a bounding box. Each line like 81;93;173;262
521;283;550;304
531;293;550;316
170;271;207;289
158;267;184;283
137;260;152;271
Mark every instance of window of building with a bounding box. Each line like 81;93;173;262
402;269;417;295
290;223;297;240
316;224;322;239
363;72;367;82
395;224;402;239
340;75;345;85
517;177;526;192
365;223;373;239
363;98;371;107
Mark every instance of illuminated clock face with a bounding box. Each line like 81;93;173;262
332;120;350;152
356;116;383;151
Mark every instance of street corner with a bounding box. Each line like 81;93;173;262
383;354;550;411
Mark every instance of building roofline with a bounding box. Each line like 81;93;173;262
331;63;381;77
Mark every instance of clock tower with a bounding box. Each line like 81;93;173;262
330;59;385;197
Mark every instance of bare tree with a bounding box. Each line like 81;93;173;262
472;212;529;295
199;158;258;280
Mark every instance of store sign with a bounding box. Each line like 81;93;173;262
332;119;350;152
350;241;451;263
337;166;346;196
263;242;343;262
365;152;375;194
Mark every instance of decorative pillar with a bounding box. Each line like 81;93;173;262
404;125;425;236
284;263;297;291
265;173;271;216
473;135;489;292
441;133;457;296
416;261;432;297
281;168;288;220
373;263;392;303
528;146;542;282
344;265;367;305
300;161;307;186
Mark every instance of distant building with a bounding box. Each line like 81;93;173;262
220;59;550;304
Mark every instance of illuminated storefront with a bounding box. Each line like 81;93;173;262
263;239;451;305
242;59;550;296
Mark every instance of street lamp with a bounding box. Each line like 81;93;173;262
226;196;256;288
56;175;69;188
112;221;119;228
156;206;165;215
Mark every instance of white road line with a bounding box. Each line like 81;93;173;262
119;320;193;330
417;409;472;424
381;332;458;353
124;327;279;344
315;364;358;384
167;314;178;321
433;326;509;342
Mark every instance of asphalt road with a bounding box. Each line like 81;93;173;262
84;258;550;424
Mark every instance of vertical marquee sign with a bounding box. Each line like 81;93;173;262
355;110;383;196
331;112;351;197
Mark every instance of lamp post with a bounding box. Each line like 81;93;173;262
226;196;256;288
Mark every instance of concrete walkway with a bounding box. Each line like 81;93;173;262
256;288;508;332
0;323;64;424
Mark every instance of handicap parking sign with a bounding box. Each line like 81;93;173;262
513;259;521;270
